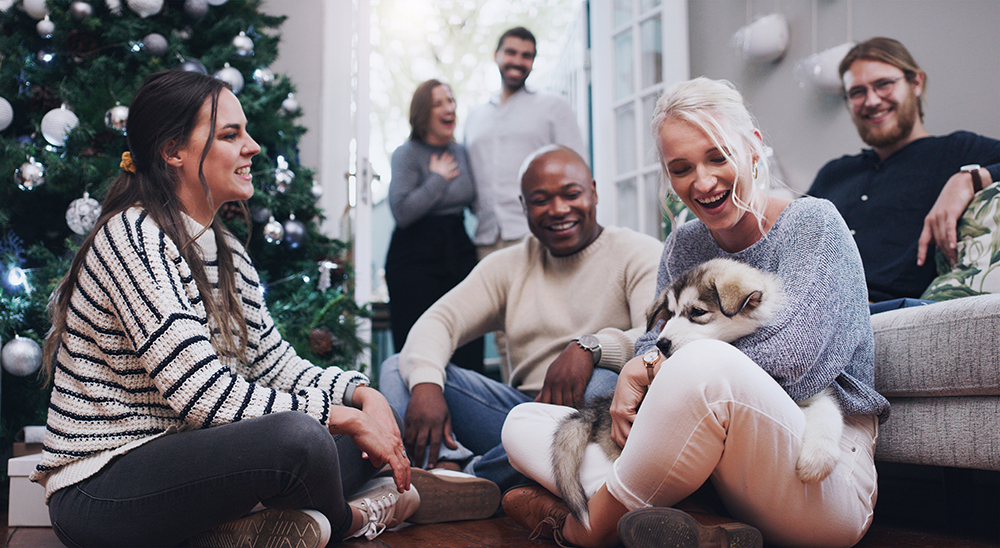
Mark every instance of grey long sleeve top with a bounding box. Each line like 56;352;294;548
388;139;476;229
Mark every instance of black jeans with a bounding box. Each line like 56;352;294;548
48;412;381;547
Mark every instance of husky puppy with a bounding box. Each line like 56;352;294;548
552;258;843;522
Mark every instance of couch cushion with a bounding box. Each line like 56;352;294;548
872;294;1000;397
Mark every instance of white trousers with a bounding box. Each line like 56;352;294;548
502;340;879;548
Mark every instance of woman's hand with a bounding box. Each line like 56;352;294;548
609;354;656;447
429;151;459;180
354;385;401;441
329;401;411;493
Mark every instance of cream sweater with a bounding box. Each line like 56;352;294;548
399;226;662;393
31;208;368;499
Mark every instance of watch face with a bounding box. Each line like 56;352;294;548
577;334;600;350
643;348;660;365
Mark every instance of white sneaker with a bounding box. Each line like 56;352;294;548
183;508;331;548
347;477;421;540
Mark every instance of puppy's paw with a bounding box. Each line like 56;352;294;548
795;439;838;484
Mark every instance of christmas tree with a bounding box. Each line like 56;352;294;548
0;0;367;498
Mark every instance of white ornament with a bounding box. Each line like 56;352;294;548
36;16;55;39
263;216;284;244
69;1;94;20
1;336;43;377
310;181;324;199
127;0;162;18
206;0;227;5
66;192;102;235
184;0;208;18
0;0;14;12
232;31;253;56
105;103;129;132
41;105;80;146
23;0;49;19
15;157;46;190
214;64;244;94
253;67;274;87
106;0;121;14
281;93;299;114
142;32;168;56
0;97;13;131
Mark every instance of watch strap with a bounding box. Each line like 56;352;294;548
962;164;984;193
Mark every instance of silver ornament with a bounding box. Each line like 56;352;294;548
206;0;227;5
105;103;129;132
232;31;253;56
250;206;272;224
281;93;299;114
183;0;207;18
273;168;294;193
178;58;207;74
214;64;244;94
66;192;102;235
23;0;48;19
15;157;46;190
41;105;80;146
253;67;274;87
142;33;168;56
0;0;13;12
127;0;162;18
0;96;12;132
263;216;284;244
310;181;324;199
36;16;55;39
105;0;121;14
1;336;42;377
283;216;306;249
69;1;93;20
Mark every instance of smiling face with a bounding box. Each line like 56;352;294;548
171;88;260;224
424;84;457;146
843;59;924;154
520;148;601;256
658;118;761;252
495;36;535;93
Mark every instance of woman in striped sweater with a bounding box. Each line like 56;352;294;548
31;70;415;547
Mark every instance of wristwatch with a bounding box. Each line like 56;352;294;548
573;334;602;365
961;164;983;193
343;379;370;409
642;348;661;383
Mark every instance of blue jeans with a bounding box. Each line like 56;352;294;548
47;412;383;547
379;353;618;492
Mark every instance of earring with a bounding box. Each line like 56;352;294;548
752;162;759;180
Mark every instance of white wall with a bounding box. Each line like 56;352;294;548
687;0;1000;194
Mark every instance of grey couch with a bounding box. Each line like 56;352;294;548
871;293;1000;471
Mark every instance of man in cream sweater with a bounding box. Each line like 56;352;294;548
379;145;662;492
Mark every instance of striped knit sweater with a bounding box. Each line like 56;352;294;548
31;208;368;499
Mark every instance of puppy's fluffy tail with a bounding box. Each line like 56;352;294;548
552;414;593;523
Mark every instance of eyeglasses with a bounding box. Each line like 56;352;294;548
844;76;905;105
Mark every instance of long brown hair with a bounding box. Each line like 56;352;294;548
408;79;452;143
42;70;250;384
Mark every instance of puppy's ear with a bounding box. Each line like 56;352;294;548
716;280;764;318
646;290;672;332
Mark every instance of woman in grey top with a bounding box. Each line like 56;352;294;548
385;80;483;372
501;78;889;548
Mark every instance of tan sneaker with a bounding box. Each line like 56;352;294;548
347;477;420;540
183;508;330;548
407;467;501;524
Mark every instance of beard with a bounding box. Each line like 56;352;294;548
854;91;920;149
500;65;528;92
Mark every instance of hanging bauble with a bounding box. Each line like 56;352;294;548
127;0;162;18
311;180;324;199
253;67;274;87
105;103;129;132
178;58;207;74
183;0;207;18
232;31;254;56
1;336;43;377
66;191;102;235
250;206;272;223
23;0;48;19
106;0;121;14
283;215;306;249
36;48;56;65
273;167;294;193
15;157;46;190
281;93;300;115
0;0;13;12
0;97;12;131
69;1;93;20
41;105;80;146
214;63;244;94
206;0;227;5
36;16;55;39
263;216;284;244
142;33;168;56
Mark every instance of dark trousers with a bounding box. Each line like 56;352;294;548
385;214;483;373
47;412;381;547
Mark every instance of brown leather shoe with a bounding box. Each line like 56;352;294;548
617;507;763;548
502;485;571;544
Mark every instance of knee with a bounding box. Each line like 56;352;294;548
378;353;401;385
664;339;760;381
267;412;336;462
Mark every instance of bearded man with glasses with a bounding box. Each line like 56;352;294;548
809;37;1000;303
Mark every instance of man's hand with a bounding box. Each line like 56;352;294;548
535;342;594;408
403;383;458;469
917;168;991;266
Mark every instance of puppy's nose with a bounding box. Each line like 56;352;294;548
656;339;672;357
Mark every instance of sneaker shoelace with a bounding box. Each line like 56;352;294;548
355;492;398;540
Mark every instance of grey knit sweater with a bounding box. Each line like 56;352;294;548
32;208;368;498
635;198;890;421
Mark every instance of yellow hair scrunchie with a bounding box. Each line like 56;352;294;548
120;151;136;173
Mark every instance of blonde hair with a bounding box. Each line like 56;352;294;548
651;77;772;237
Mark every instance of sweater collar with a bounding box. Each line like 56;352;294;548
542;225;611;267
